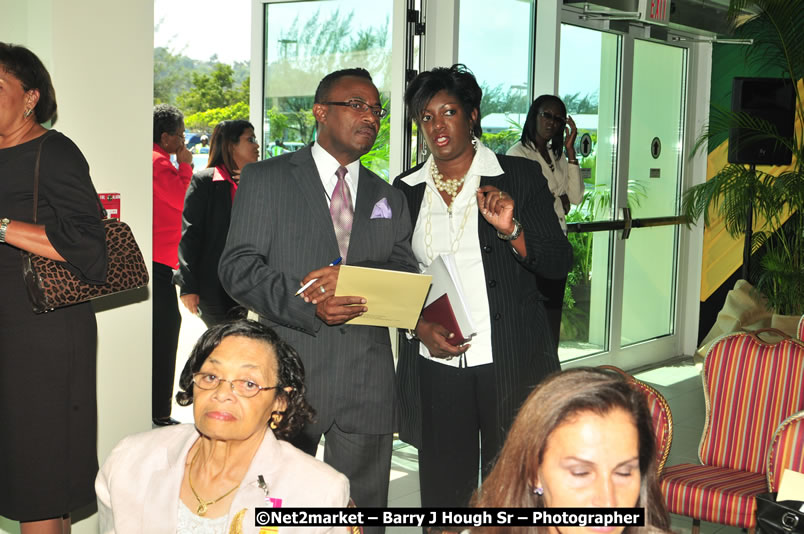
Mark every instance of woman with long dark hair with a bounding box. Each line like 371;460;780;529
507;95;584;352
175;120;260;326
472;368;672;534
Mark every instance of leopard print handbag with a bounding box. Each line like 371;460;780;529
21;132;149;314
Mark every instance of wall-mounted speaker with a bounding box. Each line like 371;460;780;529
728;77;795;166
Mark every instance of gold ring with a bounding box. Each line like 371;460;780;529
499;191;504;199
320;286;326;294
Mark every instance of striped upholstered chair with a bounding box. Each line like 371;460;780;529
598;365;673;476
767;409;804;491
660;330;804;534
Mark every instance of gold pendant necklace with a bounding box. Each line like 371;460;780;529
188;447;241;516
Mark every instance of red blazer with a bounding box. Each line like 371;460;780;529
152;144;192;268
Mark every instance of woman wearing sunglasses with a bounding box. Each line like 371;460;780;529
175;120;260;326
507;95;584;352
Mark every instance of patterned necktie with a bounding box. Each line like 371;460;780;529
330;166;354;261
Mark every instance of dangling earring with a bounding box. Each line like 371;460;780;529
23;108;33;119
471;136;479;151
270;413;283;430
421;140;429;158
469;125;479;151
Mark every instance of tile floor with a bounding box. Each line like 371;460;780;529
171;308;748;534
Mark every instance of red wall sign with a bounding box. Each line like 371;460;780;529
99;193;121;220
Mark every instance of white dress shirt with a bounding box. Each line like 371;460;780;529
401;143;504;368
311;141;360;208
506;140;584;233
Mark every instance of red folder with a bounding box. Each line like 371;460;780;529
421;293;470;346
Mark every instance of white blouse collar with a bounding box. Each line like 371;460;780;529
400;142;503;186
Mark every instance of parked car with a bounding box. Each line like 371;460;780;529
185;132;202;151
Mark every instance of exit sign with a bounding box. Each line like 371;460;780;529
640;0;670;24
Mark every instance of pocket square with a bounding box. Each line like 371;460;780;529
370;197;392;219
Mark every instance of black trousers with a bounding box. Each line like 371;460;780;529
152;262;181;419
418;358;500;508
293;422;392;534
535;273;567;353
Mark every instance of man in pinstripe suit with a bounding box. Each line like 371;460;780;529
218;68;417;524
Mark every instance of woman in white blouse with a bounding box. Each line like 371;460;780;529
507;95;585;352
507;95;584;232
393;65;573;509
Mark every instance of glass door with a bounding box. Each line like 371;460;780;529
619;39;686;348
556;24;621;362
557;24;689;369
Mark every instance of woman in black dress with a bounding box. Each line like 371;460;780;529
0;43;106;532
174;120;260;326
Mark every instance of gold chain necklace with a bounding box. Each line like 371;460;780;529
188;447;241;516
430;160;467;213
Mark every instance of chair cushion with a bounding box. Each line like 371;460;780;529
661;463;767;527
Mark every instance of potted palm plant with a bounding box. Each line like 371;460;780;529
682;0;803;318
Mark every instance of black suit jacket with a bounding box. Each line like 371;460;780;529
173;167;237;315
218;146;418;435
393;154;573;448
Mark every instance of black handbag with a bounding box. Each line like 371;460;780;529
756;492;804;534
21;131;149;313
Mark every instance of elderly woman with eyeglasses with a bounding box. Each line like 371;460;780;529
96;319;350;533
506;95;584;354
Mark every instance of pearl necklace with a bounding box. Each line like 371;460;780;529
431;160;466;212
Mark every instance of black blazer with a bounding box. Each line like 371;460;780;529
392;154;573;449
173;167;237;314
218;146;418;435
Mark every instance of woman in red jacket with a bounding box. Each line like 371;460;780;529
152;104;193;426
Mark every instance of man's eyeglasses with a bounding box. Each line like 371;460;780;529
538;111;566;125
324;99;388;119
192;372;282;398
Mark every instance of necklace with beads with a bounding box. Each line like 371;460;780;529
188;447;241;516
430;160;467;213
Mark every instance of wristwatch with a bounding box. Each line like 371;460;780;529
497;218;522;241
0;218;10;243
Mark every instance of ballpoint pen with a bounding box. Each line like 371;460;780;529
294;257;342;296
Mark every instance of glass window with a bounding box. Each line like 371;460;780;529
457;0;534;155
263;0;394;179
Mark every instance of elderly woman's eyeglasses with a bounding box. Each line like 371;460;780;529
192;372;281;398
538;111;566;125
324;99;388;119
